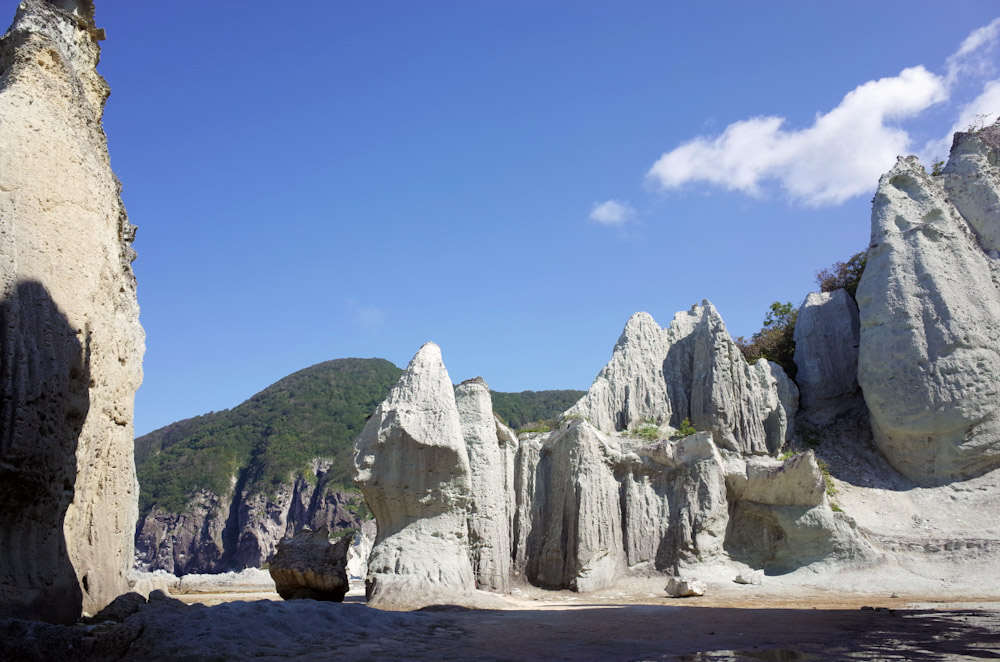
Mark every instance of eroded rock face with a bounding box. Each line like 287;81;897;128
269;528;350;602
0;0;143;622
568;312;671;431
857;134;1000;484
358;340;868;599
456;378;512;593
570;303;795;455
664;303;794;455
526;422;627;591
353;343;475;609
794;290;862;424
134;460;365;575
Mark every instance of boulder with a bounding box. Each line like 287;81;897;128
857;139;1000;484
793;290;862;424
89;592;146;623
0;0;144;622
269;528;350;602
352;342;476;608
456;378;511;592
665;577;706;597
734;569;764;585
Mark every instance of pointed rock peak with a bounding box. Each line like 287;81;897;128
623;311;659;333
383;342;456;411
412;341;443;367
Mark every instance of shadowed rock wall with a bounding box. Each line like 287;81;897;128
0;0;143;621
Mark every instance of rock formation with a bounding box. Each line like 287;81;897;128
567;312;672;432
857;125;1000;484
455;378;513;592
358;305;872;599
0;0;144;622
793;289;862;424
134;461;365;575
353;342;476;608
570;301;796;455
269;528;350;602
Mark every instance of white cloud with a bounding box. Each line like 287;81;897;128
923;79;1000;162
590;199;635;225
646;18;1000;207
946;17;1000;83
647;67;947;206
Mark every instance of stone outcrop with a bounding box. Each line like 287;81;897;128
269;528;350;602
857;126;1000;484
567;312;671;431
0;0;144;622
794;290;862;424
134;460;365;575
346;519;376;580
569;302;796;456
353;342;476;608
354;304;874;599
456;377;513;593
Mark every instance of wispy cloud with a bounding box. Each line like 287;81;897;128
646;18;1000;207
347;299;386;326
590;200;635;226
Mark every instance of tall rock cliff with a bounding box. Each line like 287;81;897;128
134;460;365;575
793;289;863;425
455;378;514;593
857;125;1000;484
0;0;143;622
353;343;476;608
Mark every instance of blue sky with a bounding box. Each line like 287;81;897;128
80;2;1000;435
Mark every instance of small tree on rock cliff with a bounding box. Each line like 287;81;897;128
735;301;797;378
815;251;866;299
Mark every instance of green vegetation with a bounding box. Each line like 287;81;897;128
735;250;868;379
670;418;698;440
490;389;585;429
517;420;553;434
735;301;798;378
815;251;866;299
136;359;582;518
136;358;404;516
931;160;945;176
627;421;661;441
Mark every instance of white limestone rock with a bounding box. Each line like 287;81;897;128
663;302;792;455
857;143;1000;484
0;0;144;622
665;577;706;597
740;453;826;508
525;420;627;592
793;290;862;424
455;377;511;593
352;343;475;609
568;303;795;457
345;519;376;581
566;312;671;431
734;569;763;585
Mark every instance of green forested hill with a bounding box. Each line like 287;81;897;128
135;358;584;517
490;389;586;428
